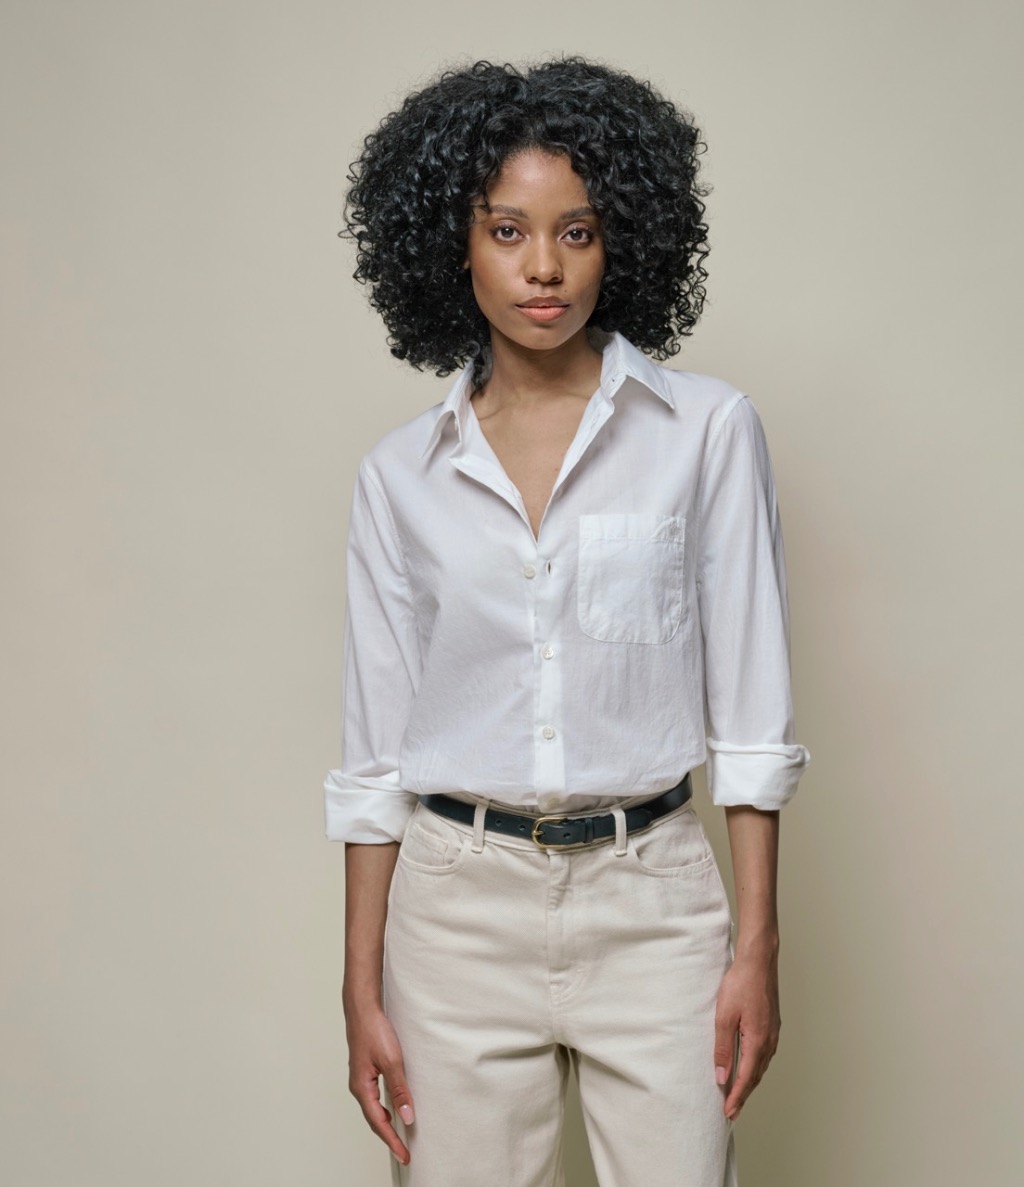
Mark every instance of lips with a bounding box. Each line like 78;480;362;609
516;298;570;323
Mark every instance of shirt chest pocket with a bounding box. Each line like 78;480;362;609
577;513;686;645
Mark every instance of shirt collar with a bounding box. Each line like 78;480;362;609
418;331;676;460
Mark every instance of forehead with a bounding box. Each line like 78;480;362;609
481;149;592;210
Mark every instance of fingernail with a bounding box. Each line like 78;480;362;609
399;1104;414;1125
715;1066;728;1085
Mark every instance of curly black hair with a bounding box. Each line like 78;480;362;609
342;56;710;379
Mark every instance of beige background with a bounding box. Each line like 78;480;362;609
2;1;1021;1184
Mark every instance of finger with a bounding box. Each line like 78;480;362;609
381;1051;416;1127
351;1071;411;1165
713;1009;737;1090
723;1029;768;1119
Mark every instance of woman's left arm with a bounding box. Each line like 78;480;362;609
696;393;810;1117
714;805;781;1121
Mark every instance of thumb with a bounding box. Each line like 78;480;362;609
382;1054;415;1127
714;1008;737;1089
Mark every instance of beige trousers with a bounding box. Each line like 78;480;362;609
383;795;738;1187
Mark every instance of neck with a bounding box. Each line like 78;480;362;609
481;327;604;407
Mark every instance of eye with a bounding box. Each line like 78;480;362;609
491;223;522;243
564;225;595;245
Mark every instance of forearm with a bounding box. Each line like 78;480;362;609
716;805;782;1118
341;840;414;1163
342;841;400;1011
723;806;780;959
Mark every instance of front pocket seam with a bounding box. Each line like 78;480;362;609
626;840;716;878
397;835;468;876
578;513;686;543
581;533;678;542
577;609;684;645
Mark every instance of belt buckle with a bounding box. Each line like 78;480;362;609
531;814;570;849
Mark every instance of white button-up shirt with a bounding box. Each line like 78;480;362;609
324;332;810;843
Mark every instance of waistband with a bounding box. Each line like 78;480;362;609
418;773;692;851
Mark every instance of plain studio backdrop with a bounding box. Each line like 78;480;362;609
2;2;1021;1184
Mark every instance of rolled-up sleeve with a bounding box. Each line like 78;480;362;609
323;460;420;842
697;395;810;809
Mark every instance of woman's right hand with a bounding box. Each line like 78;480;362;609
345;1001;415;1166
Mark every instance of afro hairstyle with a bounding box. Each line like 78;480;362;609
343;56;711;380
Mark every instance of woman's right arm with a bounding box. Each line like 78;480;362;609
325;460;423;1166
343;841;414;1167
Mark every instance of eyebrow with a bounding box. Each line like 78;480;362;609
480;203;598;220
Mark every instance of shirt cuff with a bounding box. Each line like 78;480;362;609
705;738;811;810
323;771;417;843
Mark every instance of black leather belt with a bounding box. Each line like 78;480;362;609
419;773;692;850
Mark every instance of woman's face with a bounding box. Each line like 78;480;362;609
464;149;605;354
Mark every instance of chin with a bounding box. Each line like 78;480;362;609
500;320;588;352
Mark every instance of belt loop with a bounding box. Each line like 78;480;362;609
471;800;488;853
612;806;628;856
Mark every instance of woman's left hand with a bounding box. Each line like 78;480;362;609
713;947;781;1121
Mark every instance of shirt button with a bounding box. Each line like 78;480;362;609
523;564;537;579
541;725;556;740
541;645;555;659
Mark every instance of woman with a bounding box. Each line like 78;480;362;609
325;57;810;1187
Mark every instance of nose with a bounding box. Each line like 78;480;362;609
524;235;562;285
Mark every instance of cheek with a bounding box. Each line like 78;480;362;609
572;244;605;295
581;259;606;307
591;248;607;290
469;270;497;312
470;255;514;306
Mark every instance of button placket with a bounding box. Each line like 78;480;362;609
531;541;565;808
526;391;614;806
